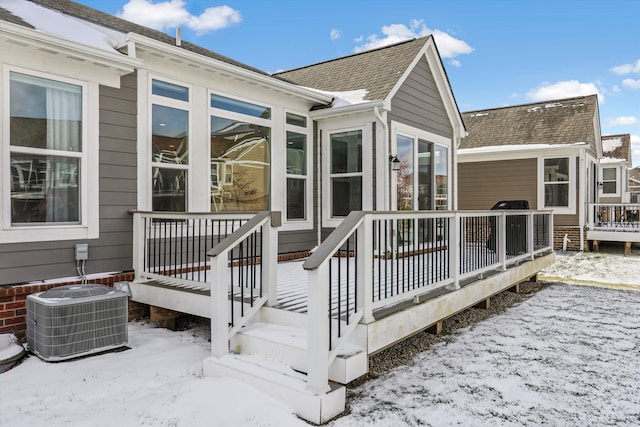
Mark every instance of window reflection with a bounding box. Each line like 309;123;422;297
210;116;270;212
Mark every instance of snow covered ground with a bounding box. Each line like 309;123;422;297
1;249;639;426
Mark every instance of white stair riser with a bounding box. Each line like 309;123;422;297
232;333;367;384
203;356;345;425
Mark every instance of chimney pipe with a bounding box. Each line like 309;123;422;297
176;27;182;46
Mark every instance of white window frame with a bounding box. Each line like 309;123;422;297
149;76;192;212
600;166;620;197
1;66;97;244
390;122;452;212
283;111;312;230
323;125;372;228
537;156;576;215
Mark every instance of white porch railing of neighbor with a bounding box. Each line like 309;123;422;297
587;203;640;231
302;209;553;394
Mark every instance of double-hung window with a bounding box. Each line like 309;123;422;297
210;93;271;212
285;112;309;221
150;79;190;212
539;156;575;214
329;130;363;217
601;167;618;195
8;71;83;225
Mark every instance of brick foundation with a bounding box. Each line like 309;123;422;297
0;271;134;341
553;226;587;251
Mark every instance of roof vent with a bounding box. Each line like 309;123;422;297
176;27;182;46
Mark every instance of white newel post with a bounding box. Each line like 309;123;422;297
306;264;331;395
264;212;281;306
357;216;374;323
210;250;230;358
132;213;143;282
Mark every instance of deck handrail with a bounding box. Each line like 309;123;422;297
304;209;553;394
207;211;280;358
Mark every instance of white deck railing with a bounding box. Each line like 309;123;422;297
587;203;640;232
302;209;553;394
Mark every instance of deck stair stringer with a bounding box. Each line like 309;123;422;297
203;353;345;425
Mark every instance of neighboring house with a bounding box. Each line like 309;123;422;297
599;134;632;203
458;95;602;251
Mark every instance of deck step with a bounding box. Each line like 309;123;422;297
203;353;345;424
232;322;368;384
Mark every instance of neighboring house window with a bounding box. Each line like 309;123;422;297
285;112;308;221
8;72;82;224
539;157;575;214
394;124;451;212
602;167;617;195
210;93;271;212
330;130;362;217
150;79;189;212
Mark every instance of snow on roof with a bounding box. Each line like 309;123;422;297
2;0;126;52
458;142;587;155
602;136;623;155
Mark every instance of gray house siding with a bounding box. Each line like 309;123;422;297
0;73;137;286
388;57;453;139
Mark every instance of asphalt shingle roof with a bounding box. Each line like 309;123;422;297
601;134;631;162
273;36;432;101
460;95;599;149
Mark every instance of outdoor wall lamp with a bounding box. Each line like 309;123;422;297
389;155;401;171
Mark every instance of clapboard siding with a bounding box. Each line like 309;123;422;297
458;159;537;210
388;57;453;139
0;73;137;286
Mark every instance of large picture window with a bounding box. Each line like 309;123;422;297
210;94;271;212
150;79;189;212
9;72;82;224
330;130;362;217
394;126;450;212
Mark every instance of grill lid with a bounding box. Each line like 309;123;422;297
38;284;115;299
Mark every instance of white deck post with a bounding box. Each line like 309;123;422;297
210;251;229;358
357;215;374;323
306;264;331;395
264;212;281;306
132;212;144;282
527;212;535;259
449;213;460;289
499;213;507;271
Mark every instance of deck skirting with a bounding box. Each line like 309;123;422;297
365;252;555;354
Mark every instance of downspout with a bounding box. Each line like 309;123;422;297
374;105;389;210
579;149;586;251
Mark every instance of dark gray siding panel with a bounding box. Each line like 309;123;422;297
0;73;138;286
388;57;453;139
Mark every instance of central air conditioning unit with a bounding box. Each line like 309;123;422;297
27;284;129;361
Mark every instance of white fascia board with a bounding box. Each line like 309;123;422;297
126;33;332;105
0;21;141;77
309;100;386;120
458;143;588;163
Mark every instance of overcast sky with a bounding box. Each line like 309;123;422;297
77;0;640;166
